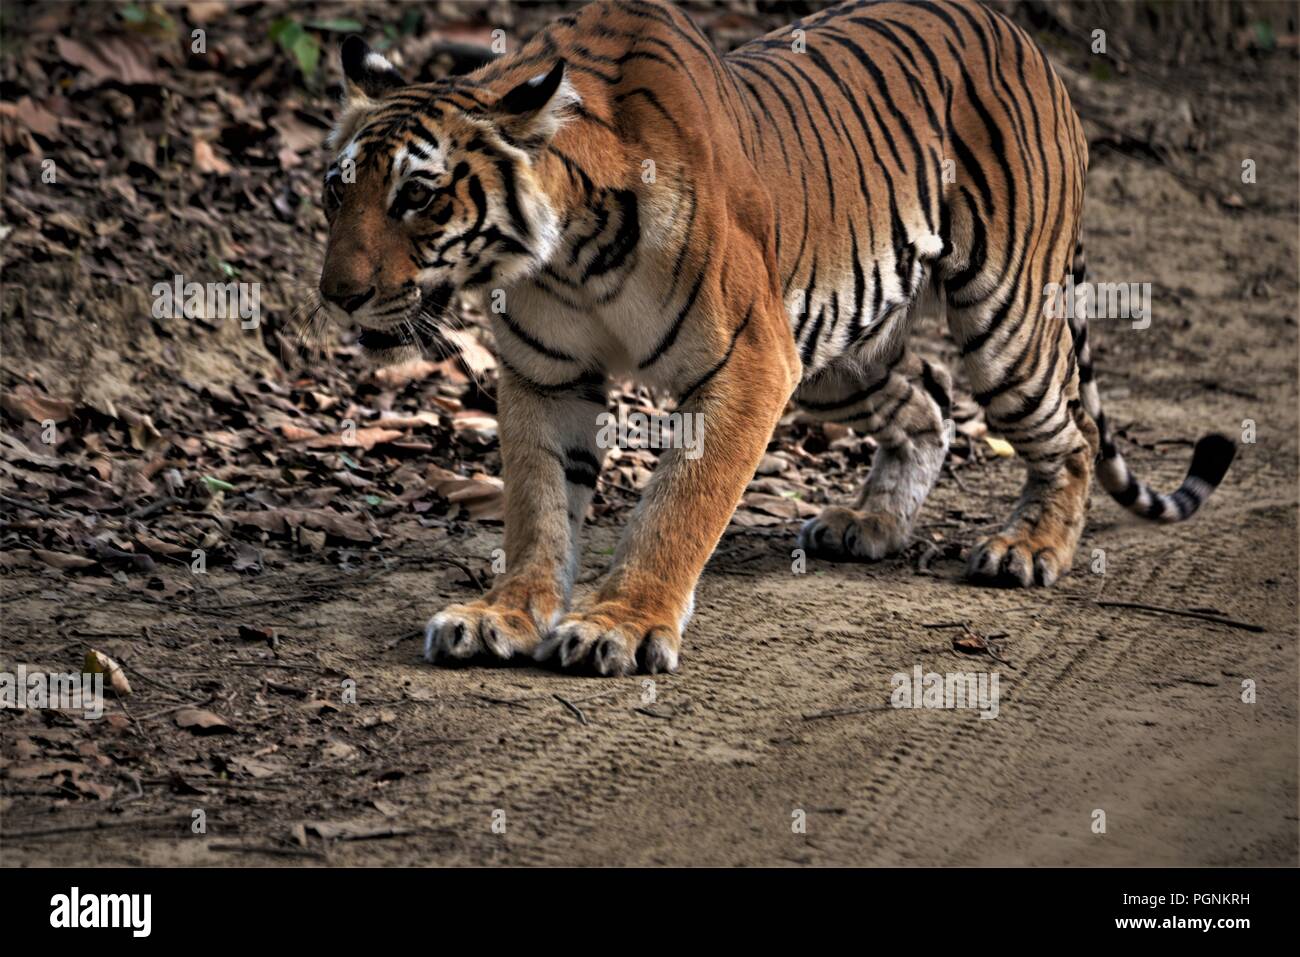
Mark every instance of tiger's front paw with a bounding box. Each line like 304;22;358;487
799;506;909;560
425;571;567;663
967;533;1068;588
534;602;681;677
425;601;546;663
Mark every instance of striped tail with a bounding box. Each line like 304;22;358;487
1067;239;1236;522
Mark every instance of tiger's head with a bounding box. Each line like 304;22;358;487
318;36;577;356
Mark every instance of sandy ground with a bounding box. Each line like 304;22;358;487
3;12;1298;867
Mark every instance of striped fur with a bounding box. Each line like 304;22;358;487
317;0;1234;674
1067;241;1236;523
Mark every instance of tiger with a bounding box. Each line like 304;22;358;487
316;0;1236;676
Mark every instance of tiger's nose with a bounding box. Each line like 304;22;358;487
321;282;376;314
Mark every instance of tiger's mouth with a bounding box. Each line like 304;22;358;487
355;283;455;356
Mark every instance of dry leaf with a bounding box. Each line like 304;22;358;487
135;533;190;557
31;549;97;571
300;698;339;715
371;412;441;430
230;755;287;778
741;493;819;520
298;428;403;451
120;409;163;452
369;357;447;389
237;624;275;643
55;35;161;87
984;436;1016;458
0;383;74;423
451;411;498;442
193;138;233;176
174;708;236;735
184;2;228;25
0;96;62;139
83;649;131;697
278;422;318;441
320;740;357;761
425;468;505;521
728;510;782;528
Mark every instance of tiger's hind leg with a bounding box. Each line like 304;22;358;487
797;348;952;561
950;285;1100;588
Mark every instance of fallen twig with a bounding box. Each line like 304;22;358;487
944;463;970;494
135;700;213;722
1;813;192;840
329;826;425;842
110;771;145;809
633;706;673;720
1093;600;1265;633
0;492;78;520
428;556;486;592
470;692;538;708
552;693;589;725
229;660;304;670
387;628;425;649
128;495;186;521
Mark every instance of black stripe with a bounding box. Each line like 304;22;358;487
678;304;756;405
639;256;709;370
561;448;601;488
920;361;951;418
499;358;605;402
583;190;640;280
798;374;888;413
492;157;529;240
496;311;577;363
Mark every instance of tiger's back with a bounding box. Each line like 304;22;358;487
730;1;1087;374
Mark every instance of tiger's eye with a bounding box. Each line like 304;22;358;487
323;177;342;213
399;181;433;211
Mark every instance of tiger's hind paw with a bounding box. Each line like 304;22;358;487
799;506;909;561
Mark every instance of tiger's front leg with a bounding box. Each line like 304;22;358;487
535;298;799;676
425;367;606;662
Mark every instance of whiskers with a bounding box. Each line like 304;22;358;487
279;277;492;393
409;297;493;395
282;287;333;368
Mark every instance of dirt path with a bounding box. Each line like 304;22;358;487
4;478;1296;866
3;15;1298;867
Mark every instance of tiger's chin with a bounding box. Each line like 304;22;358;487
351;283;456;362
355;327;421;363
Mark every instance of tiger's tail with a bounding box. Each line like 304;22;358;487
1066;238;1236;522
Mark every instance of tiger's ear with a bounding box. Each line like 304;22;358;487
492;60;577;148
341;35;406;102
